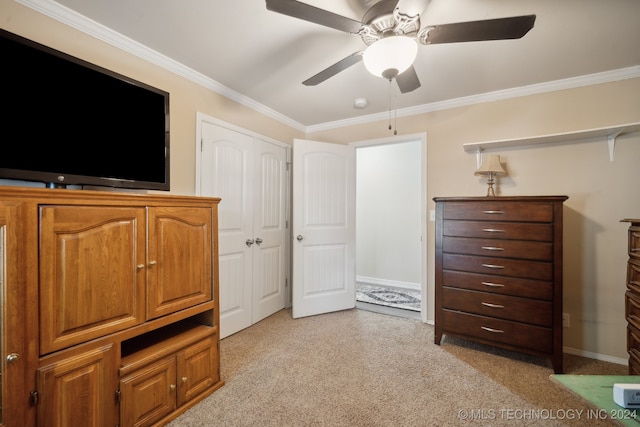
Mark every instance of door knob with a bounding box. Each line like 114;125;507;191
246;239;254;247
6;353;20;363
255;237;263;245
296;235;303;241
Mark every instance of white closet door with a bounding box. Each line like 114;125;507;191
252;139;287;323
200;120;287;338
201;122;253;338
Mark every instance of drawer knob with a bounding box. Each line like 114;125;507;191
482;210;504;214
481;326;504;333
481;302;504;309
481;263;504;269
481;281;504;288
481;246;504;251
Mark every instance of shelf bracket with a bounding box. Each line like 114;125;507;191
475;149;483;169
607;129;622;162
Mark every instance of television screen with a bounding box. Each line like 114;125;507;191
0;29;170;191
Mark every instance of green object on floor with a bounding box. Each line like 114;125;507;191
550;374;640;426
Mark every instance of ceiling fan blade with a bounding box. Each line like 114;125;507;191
396;65;421;93
266;0;364;34
423;15;536;44
303;52;364;86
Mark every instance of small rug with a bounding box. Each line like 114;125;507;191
356;283;421;312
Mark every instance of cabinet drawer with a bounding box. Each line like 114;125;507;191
626;290;640;331
628;260;640;293
443;202;553;222
443;221;553;241
442;287;552;327
443;236;552;261
630;225;640;260
443;254;552;281
441;310;552;353
442;271;553;300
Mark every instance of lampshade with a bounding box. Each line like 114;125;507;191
474;155;507;176
363;36;418;80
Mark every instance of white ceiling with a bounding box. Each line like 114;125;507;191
35;0;640;130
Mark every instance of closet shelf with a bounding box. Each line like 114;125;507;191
462;122;640;163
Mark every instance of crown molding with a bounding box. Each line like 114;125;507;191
17;1;640;135
305;66;640;133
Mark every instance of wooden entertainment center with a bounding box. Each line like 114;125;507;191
0;186;223;427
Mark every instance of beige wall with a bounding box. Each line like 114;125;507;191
4;0;639;362
309;82;640;362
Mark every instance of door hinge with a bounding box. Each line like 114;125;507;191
115;388;121;403
30;390;39;406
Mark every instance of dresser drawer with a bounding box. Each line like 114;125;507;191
442;202;553;222
630;224;640;260
444;254;552;281
442;271;553;300
443;236;553;261
628;260;640;293
626;290;640;330
629;324;640;375
442;287;552;327
441;310;552;353
443;221;553;241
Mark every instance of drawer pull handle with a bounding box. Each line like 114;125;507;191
481;246;504;251
482;228;505;233
481;302;504;309
482;210;504;214
482;263;504;269
481;326;504;333
481;281;504;288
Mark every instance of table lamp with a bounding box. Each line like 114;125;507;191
475;154;507;197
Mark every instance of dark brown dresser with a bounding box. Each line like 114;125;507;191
434;196;568;373
622;219;640;374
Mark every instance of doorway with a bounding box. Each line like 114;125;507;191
354;136;425;321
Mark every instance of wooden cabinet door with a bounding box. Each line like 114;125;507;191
0;202;33;427
37;344;118;427
176;334;219;406
147;207;213;319
39;206;146;353
119;356;177;427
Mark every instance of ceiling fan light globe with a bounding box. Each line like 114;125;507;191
363;36;418;79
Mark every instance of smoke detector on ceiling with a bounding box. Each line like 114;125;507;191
353;98;368;109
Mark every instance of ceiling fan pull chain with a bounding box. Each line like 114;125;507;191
394;109;398;136
387;79;398;135
388;79;393;132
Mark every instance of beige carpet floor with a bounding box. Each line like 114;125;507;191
168;308;630;426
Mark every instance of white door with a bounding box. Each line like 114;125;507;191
252;138;288;323
200;121;287;337
292;139;356;318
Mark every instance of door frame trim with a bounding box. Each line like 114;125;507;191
350;132;428;323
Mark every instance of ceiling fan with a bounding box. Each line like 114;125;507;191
266;0;536;93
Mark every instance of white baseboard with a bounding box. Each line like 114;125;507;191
356;276;420;291
562;346;628;366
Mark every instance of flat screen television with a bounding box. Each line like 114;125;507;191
0;29;170;191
